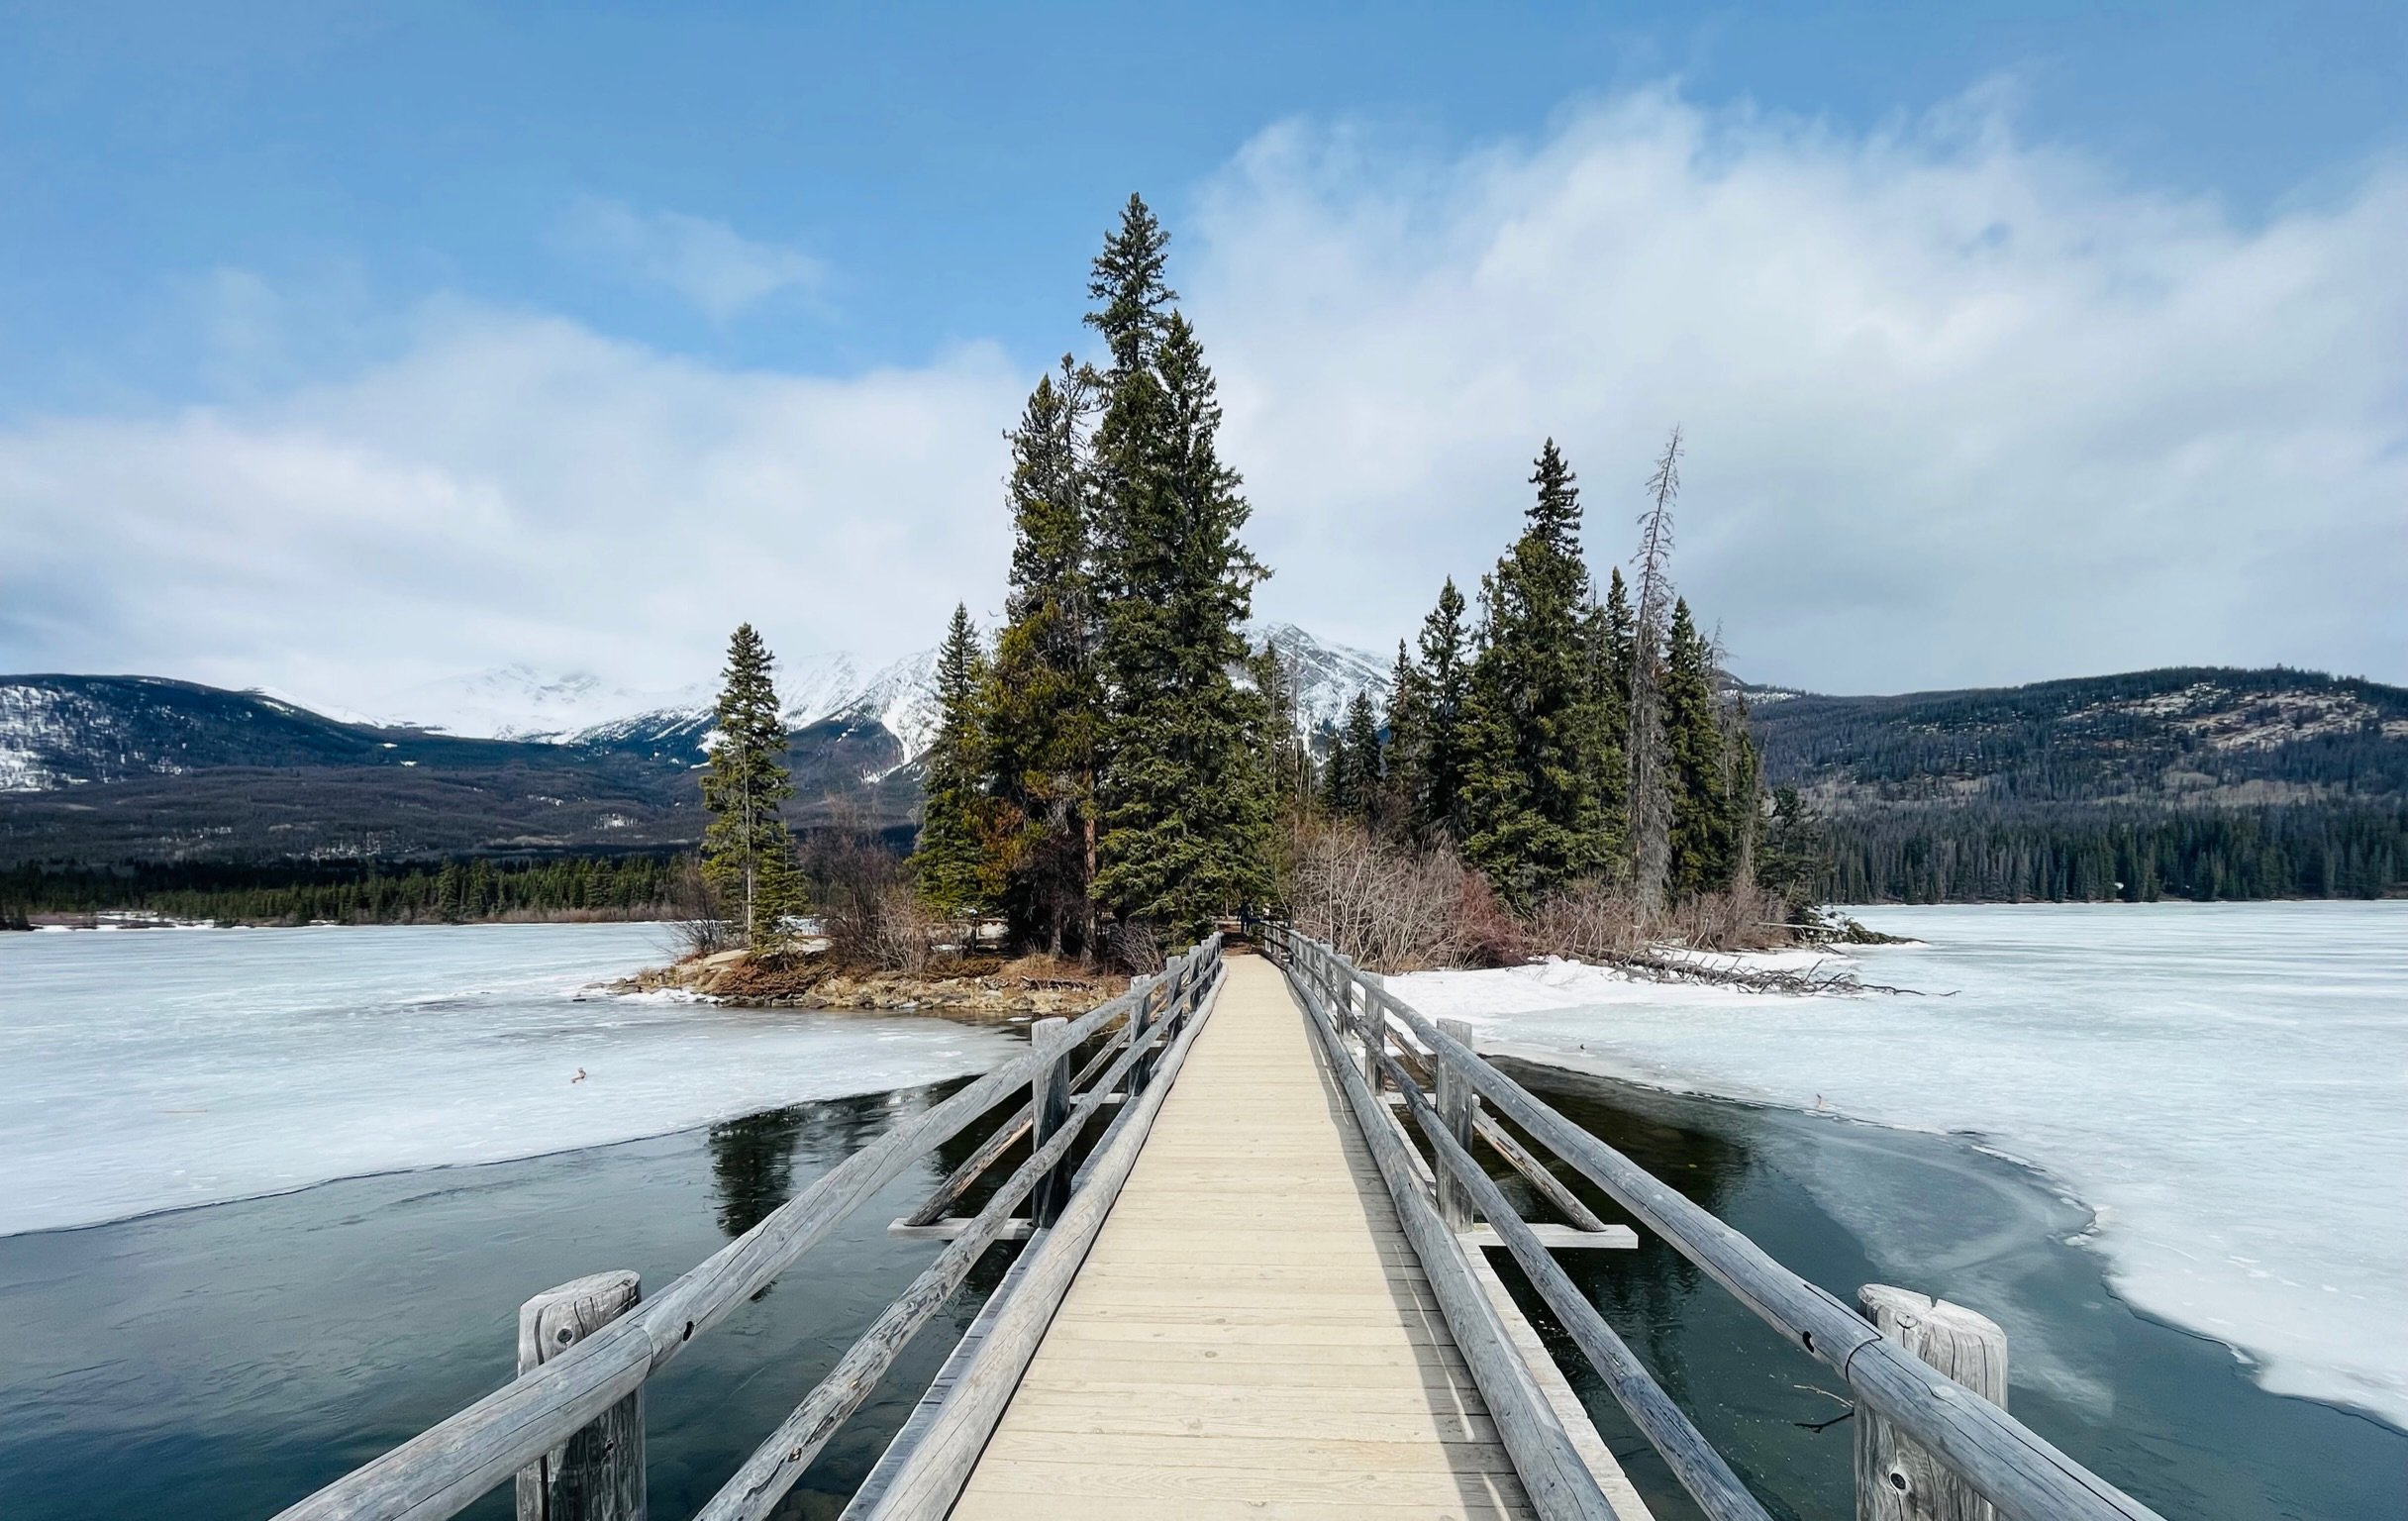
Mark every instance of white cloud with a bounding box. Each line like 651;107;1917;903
560;197;828;320
1198;90;2408;690
0;301;1022;708
2;87;2403;708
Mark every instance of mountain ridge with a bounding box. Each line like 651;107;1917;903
5;658;2402;891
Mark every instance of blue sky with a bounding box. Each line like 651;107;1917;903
2;2;2404;712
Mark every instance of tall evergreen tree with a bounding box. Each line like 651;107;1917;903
1323;690;1385;825
985;358;1104;956
1459;441;1615;908
1378;639;1427;832
1087;201;1271;942
701;623;804;947
1661;598;1732;896
1589;567;1635;848
915;604;994;917
1249;639;1311;815
1413;578;1473;841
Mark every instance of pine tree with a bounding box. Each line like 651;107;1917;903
1414;578;1473;841
1661;598;1731;897
915;604;994;918
701;623;804;947
1378;639;1427;833
1249;639;1311;815
1459;441;1615;908
1088;201;1271;943
985;358;1104;956
1590;567;1635;844
1323;689;1384;826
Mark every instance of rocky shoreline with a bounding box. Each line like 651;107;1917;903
612;948;1128;1020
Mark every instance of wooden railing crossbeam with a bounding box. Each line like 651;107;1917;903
1260;925;2168;1521
693;950;1218;1521
273;942;1217;1521
1381;1044;1773;1521
1286;948;1618;1521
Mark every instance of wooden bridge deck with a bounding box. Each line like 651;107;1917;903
951;953;1537;1520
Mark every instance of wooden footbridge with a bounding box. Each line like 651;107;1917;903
277;928;2167;1521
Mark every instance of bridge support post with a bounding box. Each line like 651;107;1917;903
1434;1019;1480;1231
1856;1285;2007;1521
1029;1016;1073;1227
1355;981;1383;1093
516;1271;645;1521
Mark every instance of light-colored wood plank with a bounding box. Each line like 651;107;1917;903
952;956;1538;1518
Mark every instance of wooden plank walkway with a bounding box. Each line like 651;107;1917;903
951;952;1539;1520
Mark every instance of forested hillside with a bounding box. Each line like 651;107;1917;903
1750;667;2408;901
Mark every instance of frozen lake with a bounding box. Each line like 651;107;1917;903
1396;900;2408;1431
0;923;1018;1236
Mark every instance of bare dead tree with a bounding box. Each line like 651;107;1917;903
1628;425;1682;924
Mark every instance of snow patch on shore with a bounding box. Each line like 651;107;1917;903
0;923;1017;1237
1391;902;2408;1430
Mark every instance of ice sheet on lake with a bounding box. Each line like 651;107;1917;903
1394;902;2408;1430
0;923;1019;1237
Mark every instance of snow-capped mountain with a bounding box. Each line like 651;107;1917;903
370;629;1376;765
1254;622;1392;735
368;665;718;742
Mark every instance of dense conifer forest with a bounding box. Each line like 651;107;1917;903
1751;665;2408;901
0;854;686;928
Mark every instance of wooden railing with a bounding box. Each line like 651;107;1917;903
273;935;1225;1521
1254;922;2169;1521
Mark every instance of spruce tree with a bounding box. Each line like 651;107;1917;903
1414;578;1473;841
1249;639;1311;815
985;358;1104;956
1590;567;1635;845
915;604;995;918
1660;598;1731;897
1324;689;1384;826
701;622;804;948
1378;639;1427;833
1087;201;1271;943
1459;441;1615;908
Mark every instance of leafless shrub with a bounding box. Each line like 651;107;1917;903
1288;820;1472;971
848;884;939;972
801;814;939;970
1661;881;1792;952
668;856;735;958
1449;869;1529;969
1098;920;1164;974
1527;880;1646;961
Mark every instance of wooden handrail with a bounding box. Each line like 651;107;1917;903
1255;923;2167;1521
273;937;1223;1521
697;949;1225;1521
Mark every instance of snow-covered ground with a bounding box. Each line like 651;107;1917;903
1392;901;2408;1429
0;923;1017;1236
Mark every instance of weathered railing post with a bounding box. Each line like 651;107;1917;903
515;1271;644;1521
1126;973;1156;1091
1434;1018;1479;1231
1348;981;1386;1097
1027;1017;1073;1226
1856;1286;2008;1521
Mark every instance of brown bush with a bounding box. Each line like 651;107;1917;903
1287;820;1475;971
1526;879;1644;962
1661;881;1792;952
1449;870;1530;968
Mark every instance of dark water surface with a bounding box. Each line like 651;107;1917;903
0;1080;1014;1521
4;1067;2399;1519
1493;1061;2408;1521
